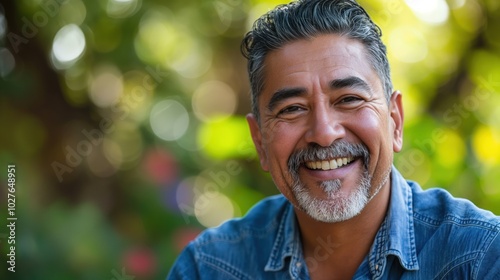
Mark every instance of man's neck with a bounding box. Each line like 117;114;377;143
294;181;391;280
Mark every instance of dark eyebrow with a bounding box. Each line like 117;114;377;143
267;87;307;112
329;76;372;93
266;76;371;112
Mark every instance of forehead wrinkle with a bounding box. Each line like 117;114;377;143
261;35;385;111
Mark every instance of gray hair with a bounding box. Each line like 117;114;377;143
241;0;393;123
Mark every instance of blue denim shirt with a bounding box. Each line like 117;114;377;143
168;167;500;279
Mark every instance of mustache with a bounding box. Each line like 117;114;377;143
288;140;370;175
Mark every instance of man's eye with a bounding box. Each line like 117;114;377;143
278;106;304;115
339;96;362;103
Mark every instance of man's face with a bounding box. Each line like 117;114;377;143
247;34;404;223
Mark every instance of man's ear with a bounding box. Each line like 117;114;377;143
246;113;269;171
390;90;404;152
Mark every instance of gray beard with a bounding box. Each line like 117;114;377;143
287;140;390;223
291;168;372;223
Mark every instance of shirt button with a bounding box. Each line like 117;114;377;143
375;264;379;270
296;262;301;267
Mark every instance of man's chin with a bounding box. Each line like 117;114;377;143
292;177;371;222
295;178;362;201
299;198;365;223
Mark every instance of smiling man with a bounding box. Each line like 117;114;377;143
168;1;500;279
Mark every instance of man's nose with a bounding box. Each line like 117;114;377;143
304;106;345;147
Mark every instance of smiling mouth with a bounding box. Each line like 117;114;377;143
304;157;356;170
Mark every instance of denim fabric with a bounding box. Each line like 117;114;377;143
168;167;500;279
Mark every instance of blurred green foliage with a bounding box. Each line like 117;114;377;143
0;0;499;279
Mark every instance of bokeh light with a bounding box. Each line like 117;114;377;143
107;0;141;18
134;8;178;64
176;114;204;151
64;65;88;91
490;107;500;128
451;0;482;33
169;42;213;78
449;0;466;9
198;116;254;160
105;122;143;169
389;26;428;63
149;99;190;141
472;125;500;166
194;192;235;228
0;47;15;78
0;11;6;39
59;0;87;26
122;247;157;278
175;177;197;215
103;138;124;170
134;8;212;78
51;24;86;69
434;129;465;169
143;148;178;186
405;0;449;25
89;65;123;108
120;70;155;122
192;80;238;122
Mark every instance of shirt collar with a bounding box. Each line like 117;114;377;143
264;199;303;277
368;166;419;274
263;166;420;276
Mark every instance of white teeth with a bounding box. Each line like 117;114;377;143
321;161;329;170
305;157;354;170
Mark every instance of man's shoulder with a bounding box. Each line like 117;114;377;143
409;181;500;230
169;195;291;279
405;182;500;277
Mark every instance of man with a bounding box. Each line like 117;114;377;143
168;0;500;279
